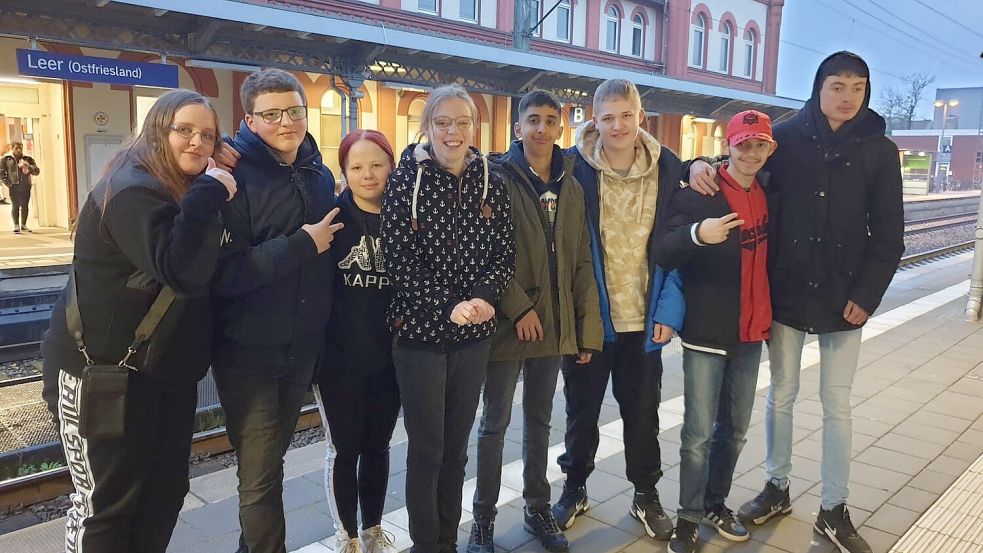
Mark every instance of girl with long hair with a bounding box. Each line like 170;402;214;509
41;88;236;553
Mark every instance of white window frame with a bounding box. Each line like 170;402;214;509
459;0;477;22
690;13;705;68
605;6;620;53
719;23;732;73
555;0;571;41
630;14;644;58
530;0;542;37
743;38;754;78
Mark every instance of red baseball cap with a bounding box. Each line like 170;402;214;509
727;110;775;146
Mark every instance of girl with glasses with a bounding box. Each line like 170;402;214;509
41;88;236;553
381;84;515;553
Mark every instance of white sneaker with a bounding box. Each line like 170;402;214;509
361;525;397;553
335;531;363;553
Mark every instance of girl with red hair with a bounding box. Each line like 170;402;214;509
314;129;399;553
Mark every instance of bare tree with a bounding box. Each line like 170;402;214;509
877;72;936;132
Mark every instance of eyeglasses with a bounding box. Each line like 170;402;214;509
169;125;219;145
432;117;474;131
252;106;308;125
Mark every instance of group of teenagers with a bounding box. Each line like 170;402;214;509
40;48;903;553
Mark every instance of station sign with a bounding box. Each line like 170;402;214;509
16;49;179;88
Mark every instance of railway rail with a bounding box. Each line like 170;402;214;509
903;212;979;235
0;405;323;511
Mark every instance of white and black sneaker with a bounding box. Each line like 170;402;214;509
552;484;589;530
738;480;792;525
702;504;749;541
629;489;673;540
814;504;872;553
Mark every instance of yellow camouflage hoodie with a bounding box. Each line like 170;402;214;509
575;121;661;332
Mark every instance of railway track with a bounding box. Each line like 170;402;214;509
0;405;323;511
903;212;978;235
899;240;976;268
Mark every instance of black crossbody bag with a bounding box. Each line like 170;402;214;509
66;268;175;439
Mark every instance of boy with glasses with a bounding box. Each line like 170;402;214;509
211;68;342;553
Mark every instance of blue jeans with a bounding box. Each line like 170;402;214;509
678;343;762;523
765;322;862;510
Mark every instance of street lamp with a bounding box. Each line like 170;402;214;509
934;98;959;190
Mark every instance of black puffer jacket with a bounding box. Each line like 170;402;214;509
381;143;515;351
767;53;904;333
211;122;337;370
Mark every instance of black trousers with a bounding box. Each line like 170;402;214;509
56;369;197;553
9;183;30;226
557;331;664;492
214;364;315;553
313;365;401;538
393;340;490;553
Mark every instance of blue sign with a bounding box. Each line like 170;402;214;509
16;49;178;88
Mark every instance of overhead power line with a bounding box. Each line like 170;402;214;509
912;0;983;41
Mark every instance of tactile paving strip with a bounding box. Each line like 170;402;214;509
891;453;983;552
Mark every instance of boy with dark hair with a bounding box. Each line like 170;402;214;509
689;52;904;553
553;78;685;542
656;111;777;553
467;90;602;553
211;68;342;553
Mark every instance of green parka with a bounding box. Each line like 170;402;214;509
489;142;603;362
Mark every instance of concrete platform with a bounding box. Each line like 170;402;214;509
0;227;72;270
3;252;983;553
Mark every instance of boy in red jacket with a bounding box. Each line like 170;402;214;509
654;111;777;553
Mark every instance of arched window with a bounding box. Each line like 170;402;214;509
556;0;571;41
320;90;343;178
719;21;733;73
690;13;706;67
605;6;620;53
630;14;644;58
743;28;756;78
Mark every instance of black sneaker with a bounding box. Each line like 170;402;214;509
814;504;872;553
629;489;673;540
738;481;792;525
702;504;749;542
523;507;569;552
668;519;699;553
466;520;494;553
551;483;589;530
13;226;20;234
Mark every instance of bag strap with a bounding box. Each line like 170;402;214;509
66;266;176;369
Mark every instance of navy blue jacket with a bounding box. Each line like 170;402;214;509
211;122;337;371
567;147;685;353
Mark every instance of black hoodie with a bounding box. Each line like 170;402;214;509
765;51;904;333
319;187;392;374
211;121;338;371
43;163;227;388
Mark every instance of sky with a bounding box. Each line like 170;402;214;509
775;0;983;117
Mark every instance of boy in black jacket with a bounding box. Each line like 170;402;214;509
656;111;777;553
211;68;341;553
